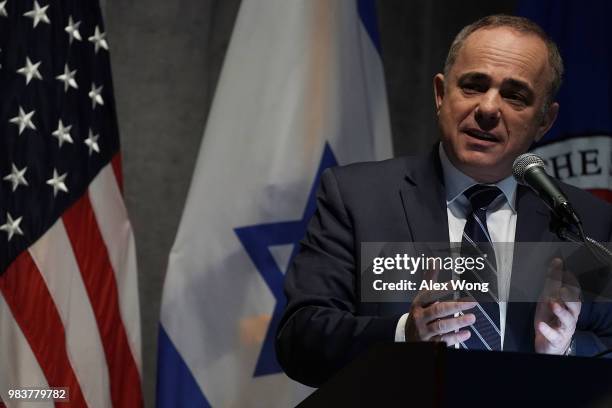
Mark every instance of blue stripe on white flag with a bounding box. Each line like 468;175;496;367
357;0;382;53
157;326;211;408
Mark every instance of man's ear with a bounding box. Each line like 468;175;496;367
433;73;445;114
535;101;559;142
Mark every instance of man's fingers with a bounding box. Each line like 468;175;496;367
545;257;564;294
558;286;577;302
559;287;581;319
423;266;439;285
562;266;580;292
427;313;475;335
560;279;581;306
551;301;576;331
538;321;562;345
565;301;581;320
409;299;475;341
417;287;454;307
431;330;471;347
550;257;564;275
424;300;477;321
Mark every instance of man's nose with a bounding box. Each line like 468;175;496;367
475;91;501;130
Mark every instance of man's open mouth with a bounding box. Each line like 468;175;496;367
464;129;499;142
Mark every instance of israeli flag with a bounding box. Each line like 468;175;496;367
157;0;392;406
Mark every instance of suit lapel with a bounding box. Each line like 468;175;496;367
377;149;449;317
514;186;553;244
399;149;448;243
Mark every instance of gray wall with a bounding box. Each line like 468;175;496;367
105;0;513;406
378;0;514;154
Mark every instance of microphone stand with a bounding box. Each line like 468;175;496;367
551;216;612;267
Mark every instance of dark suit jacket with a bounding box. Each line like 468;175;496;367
276;149;612;387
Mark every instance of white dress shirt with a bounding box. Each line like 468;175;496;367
395;144;517;348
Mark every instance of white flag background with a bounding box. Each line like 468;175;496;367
157;0;392;406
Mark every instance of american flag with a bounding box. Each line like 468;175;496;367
0;1;143;407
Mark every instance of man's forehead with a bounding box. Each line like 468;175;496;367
464;26;547;51
452;27;550;85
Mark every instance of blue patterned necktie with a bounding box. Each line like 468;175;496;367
460;185;502;351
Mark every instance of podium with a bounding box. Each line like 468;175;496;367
299;343;612;407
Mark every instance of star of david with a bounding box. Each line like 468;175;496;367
234;143;337;376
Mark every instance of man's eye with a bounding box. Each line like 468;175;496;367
461;84;484;93
505;93;527;105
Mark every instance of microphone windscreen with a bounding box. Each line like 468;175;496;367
512;153;545;184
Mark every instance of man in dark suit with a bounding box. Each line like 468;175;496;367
276;15;612;387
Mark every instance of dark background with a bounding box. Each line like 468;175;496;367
105;0;515;405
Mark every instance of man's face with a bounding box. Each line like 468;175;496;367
434;27;559;183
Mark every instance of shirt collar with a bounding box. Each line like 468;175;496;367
438;143;517;212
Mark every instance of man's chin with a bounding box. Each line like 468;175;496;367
457;154;509;182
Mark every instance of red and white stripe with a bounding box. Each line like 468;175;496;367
0;156;142;408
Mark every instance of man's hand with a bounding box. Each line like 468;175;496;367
405;269;477;346
534;257;581;355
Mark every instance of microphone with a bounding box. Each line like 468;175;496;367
512;153;582;226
